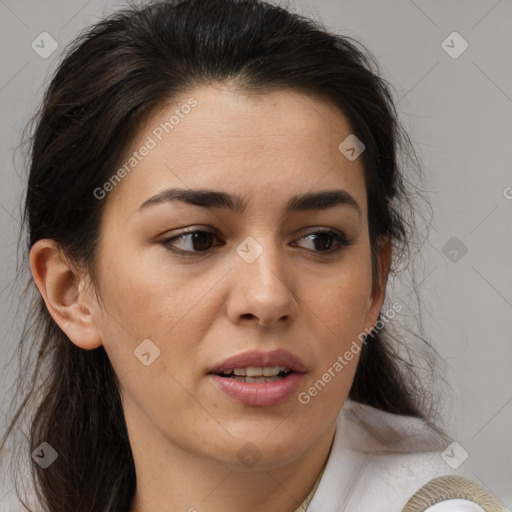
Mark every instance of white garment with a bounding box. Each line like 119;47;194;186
307;398;472;512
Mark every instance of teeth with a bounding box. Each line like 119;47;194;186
246;366;263;377
231;375;283;383
227;366;290;377
265;365;290;376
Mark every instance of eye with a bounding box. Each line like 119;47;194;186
160;228;352;256
293;229;351;253
161;228;220;254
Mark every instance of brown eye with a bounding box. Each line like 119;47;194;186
161;229;219;253
161;227;352;257
293;230;351;254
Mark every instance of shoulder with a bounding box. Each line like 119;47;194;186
308;398;474;512
343;400;465;509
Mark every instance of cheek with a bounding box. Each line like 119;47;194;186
93;254;204;420
95;242;180;332
94;244;218;382
311;258;373;330
301;253;373;375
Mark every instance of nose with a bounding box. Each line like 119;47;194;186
225;237;298;327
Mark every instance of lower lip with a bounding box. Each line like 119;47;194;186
208;373;304;407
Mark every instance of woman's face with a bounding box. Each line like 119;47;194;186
86;85;388;468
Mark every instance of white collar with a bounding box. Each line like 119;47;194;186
307;398;470;511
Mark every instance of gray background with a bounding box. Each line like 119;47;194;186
1;0;511;509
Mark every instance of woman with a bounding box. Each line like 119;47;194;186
0;1;505;511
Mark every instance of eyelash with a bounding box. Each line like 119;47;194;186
160;227;353;257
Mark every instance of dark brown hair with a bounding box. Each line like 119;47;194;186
1;0;450;510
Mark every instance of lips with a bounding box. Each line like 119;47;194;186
208;348;306;375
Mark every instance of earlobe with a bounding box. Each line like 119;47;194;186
29;239;103;350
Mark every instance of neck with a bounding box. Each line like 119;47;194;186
126;404;336;512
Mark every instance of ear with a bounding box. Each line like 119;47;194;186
362;236;392;332
29;239;103;350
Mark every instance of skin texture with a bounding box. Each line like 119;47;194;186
30;84;391;512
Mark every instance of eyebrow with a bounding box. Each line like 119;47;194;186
138;188;362;219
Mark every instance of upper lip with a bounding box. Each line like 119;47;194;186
208;348;306;374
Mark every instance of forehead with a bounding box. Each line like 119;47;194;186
152;85;355;158
105;85;367;215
